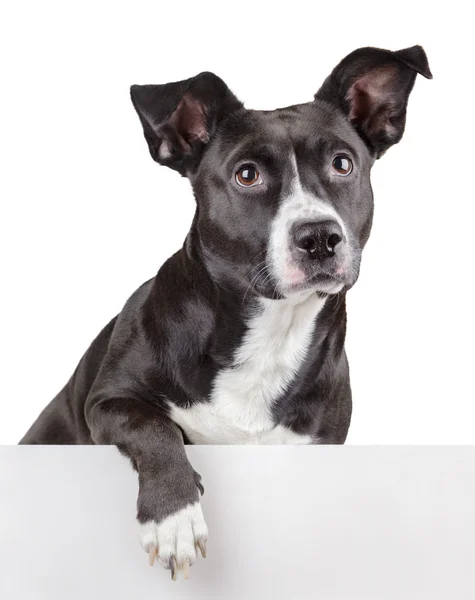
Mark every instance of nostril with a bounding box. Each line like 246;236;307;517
300;236;316;251
326;233;342;256
297;235;319;258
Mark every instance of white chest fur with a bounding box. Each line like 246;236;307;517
169;293;326;444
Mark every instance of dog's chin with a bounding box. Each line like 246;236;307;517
288;283;344;299
281;274;348;299
254;279;345;302
252;272;356;301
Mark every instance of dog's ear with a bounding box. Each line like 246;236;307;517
315;45;432;157
130;72;243;175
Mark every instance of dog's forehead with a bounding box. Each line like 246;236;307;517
254;102;347;136
214;101;368;165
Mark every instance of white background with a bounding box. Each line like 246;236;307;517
1;1;474;443
1;446;474;599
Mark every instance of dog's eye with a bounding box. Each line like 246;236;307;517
235;165;262;187
332;155;353;176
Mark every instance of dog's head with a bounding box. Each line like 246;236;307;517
131;46;431;299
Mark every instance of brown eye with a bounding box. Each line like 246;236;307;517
235;164;262;187
332;155;353;176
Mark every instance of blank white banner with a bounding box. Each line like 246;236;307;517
1;446;474;599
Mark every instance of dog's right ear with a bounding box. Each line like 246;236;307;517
130;72;243;176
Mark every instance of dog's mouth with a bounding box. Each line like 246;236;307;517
306;271;342;285
251;271;347;300
295;273;346;295
248;256;358;300
280;264;361;297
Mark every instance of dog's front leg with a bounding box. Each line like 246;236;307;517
86;398;208;579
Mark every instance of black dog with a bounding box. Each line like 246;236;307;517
21;45;432;578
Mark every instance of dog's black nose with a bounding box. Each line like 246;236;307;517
292;220;343;259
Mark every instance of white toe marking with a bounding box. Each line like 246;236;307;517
138;501;208;568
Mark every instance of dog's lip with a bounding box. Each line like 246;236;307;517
284;270;349;295
306;271;346;285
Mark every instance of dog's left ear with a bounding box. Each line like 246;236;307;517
131;72;243;175
315;45;432;157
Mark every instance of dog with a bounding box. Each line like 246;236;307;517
20;45;432;579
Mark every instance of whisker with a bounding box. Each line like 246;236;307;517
244;259;267;280
243;263;269;303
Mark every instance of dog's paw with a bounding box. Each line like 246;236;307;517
138;501;208;580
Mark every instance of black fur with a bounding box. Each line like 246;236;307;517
20;45;431;544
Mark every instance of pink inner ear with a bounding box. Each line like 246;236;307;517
170;92;209;145
346;66;399;135
159;92;209;159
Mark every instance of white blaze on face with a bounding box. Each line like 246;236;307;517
268;152;349;295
